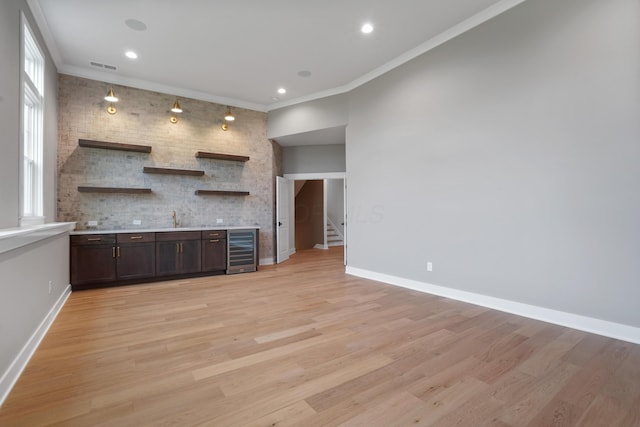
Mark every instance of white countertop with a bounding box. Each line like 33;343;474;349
70;225;260;235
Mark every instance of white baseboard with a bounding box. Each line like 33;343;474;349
314;244;329;250
346;267;640;345
289;248;297;256
0;284;71;406
259;257;275;266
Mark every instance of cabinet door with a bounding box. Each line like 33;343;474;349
202;238;227;272
156;241;180;276
181;240;202;274
117;242;156;280
70;244;116;285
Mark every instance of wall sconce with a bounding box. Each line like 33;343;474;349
222;106;234;130
104;87;118;114
224;107;235;121
170;99;182;123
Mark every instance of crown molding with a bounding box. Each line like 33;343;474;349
267;0;527;111
57;64;268;112
28;0;527;113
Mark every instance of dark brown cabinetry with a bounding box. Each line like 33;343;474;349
70;234;117;287
156;231;202;276
70;233;156;290
70;228;257;290
202;230;227;273
116;233;156;281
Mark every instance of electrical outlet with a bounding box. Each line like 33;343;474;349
48;280;52;294
216;218;223;224
87;220;98;226
133;219;142;225
427;262;433;272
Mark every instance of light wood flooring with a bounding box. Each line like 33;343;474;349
1;247;639;426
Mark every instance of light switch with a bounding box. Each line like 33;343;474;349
87;220;98;226
216;218;223;224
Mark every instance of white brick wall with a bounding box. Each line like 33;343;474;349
57;74;278;260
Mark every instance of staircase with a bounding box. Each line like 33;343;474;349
326;220;344;247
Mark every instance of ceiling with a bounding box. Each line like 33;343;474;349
30;0;520;115
275;126;347;147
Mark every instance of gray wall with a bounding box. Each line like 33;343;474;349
282;144;346;174
0;0;21;228
0;234;70;386
0;0;70;397
0;0;58;227
267;93;348;139
347;0;640;327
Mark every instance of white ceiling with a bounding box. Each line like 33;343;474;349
30;0;523;114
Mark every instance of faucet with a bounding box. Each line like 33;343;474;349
172;210;178;228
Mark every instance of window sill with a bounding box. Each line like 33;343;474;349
0;222;76;255
20;216;45;228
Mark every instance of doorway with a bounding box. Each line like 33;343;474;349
278;172;346;265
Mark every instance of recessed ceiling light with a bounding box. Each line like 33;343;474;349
361;23;374;34
125;19;147;31
125;51;138;59
277;88;286;95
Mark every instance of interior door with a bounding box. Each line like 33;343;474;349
276;176;291;263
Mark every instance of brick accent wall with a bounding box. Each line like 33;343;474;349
57;74;279;262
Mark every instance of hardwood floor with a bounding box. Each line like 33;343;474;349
1;246;639;426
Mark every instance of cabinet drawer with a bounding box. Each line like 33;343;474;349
156;231;201;241
201;230;227;239
71;234;116;245
117;232;155;243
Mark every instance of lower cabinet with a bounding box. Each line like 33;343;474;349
70;228;256;290
71;233;156;289
116;233;156;281
202;230;227;272
156;231;202;277
70;234;117;286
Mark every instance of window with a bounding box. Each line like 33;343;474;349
21;15;44;226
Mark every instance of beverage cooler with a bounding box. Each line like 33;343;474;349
226;229;258;274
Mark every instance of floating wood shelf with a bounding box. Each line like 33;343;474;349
78;186;152;194
195;151;250;162
143;167;204;176
195;190;250;196
79;139;152;153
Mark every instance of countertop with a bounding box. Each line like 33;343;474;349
70;225;260;235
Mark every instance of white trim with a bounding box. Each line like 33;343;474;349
59;65;268;113
0;284;71;406
284;172;345;180
259;257;275;266
314;244;329;250
289;248;297;256
322;179;328;249
26;0;63;66
0;222;76;255
346;266;640;345
28;0;525;113
19;215;45;228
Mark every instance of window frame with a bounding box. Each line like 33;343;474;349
20;13;45;227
